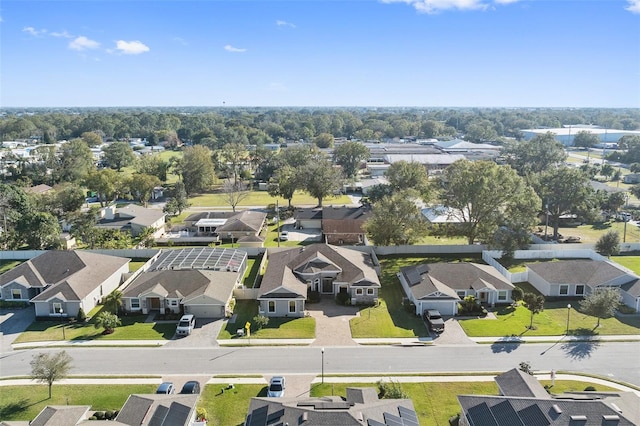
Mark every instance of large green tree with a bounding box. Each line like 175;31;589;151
268;165;299;208
163;181;190;216
385;161;431;200
536;166;593;239
104;141;136;171
178;145;217;195
15;211;61;249
502;132;567;177
363;191;429;246
438;160;540;245
56;139;95;183
136;154;170;182
313;132;334;149
83;169;125;207
333;141;370;179
127;173;161;206
301;159;343;207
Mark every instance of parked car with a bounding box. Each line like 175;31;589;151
279;231;289;241
176;314;196;336
179;381;201;394
424;310;445;333
156;382;175;394
267;376;286;397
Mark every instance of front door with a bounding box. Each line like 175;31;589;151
479;292;487;303
149;297;161;309
322;278;333;294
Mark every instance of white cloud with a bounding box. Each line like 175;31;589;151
224;44;247;53
23;26;47;36
69;36;100;51
626;0;640;13
115;40;150;55
381;0;520;13
173;37;188;46
276;20;296;28
50;30;73;38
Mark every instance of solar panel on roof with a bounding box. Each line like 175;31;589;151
467;402;498;426
396;408;419;426
248;405;269;426
266;408;285;424
518;404;550;426
147;405;169;426
163;402;191;425
383;412;404;426
490;400;524;426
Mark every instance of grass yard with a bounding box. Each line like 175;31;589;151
350;257;461;338
310;380;616;426
0;384;156;421
128;260;148;272
554;221;640;244
610;255;640;274
13;307;176;343
460;301;640;337
0;260;22;274
242;258;258;287
200;383;266;426
218;300;315;339
187;190;351;208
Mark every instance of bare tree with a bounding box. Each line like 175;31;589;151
30;351;73;398
223;180;250;212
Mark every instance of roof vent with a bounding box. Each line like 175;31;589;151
552;404;562;414
301;412;308;422
603;415;620;421
570;415;587;421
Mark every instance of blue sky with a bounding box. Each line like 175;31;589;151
1;0;639;108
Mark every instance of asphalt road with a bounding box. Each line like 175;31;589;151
2;342;639;386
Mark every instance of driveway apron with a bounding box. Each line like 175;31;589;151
307;299;359;347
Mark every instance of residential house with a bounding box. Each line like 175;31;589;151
294;208;323;230
526;259;640;311
184;210;266;242
116;393;203;426
322;205;370;245
245;387;419;426
121;247;247;318
96;204;166;238
0;405;92;426
458;368;640;425
398;262;515;316
258;244;381;317
0;250;129;318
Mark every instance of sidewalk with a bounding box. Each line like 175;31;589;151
10;334;640;349
2;373;638;396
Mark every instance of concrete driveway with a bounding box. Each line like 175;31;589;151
163;318;225;348
429;317;475;345
0;306;35;352
307;299;359;347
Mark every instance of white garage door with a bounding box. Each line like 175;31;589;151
420;300;456;316
186;304;224;319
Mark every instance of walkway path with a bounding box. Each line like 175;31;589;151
307;299;360;347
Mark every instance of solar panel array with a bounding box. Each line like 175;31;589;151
151;247;246;272
366;406;420;426
466;400;551;426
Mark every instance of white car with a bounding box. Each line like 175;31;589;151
267;376;286;397
279;231;289;241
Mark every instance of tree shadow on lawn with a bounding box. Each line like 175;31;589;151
0;397;48;419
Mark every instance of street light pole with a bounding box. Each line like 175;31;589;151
321;347;325;384
566;304;571;335
60;308;66;340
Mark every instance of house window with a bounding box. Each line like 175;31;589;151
355;288;363;296
131;298;140;309
11;289;22;299
171;300;177;306
457;291;466;299
498;291;507;301
560;285;569;295
367;288;375;296
268;301;275;313
289;301;296;313
576;285;585;295
52;302;62;315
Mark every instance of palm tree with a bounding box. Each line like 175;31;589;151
94;311;121;334
103;290;123;316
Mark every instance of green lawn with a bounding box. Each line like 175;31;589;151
13;307;176;343
0;384;156;421
460;301;640;337
200;383;266;426
350;257;440;338
0;260;22;274
310;380;615;426
187;190;351;208
611;255;640;274
218;300;316;339
242;258;258;287
554;221;640;244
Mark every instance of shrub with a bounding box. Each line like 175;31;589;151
196;407;208;421
93;411;105;420
584;386;597;391
77;308;86;323
105;410;115;420
448;414;460;426
252;314;269;330
307;290;321;303
376;380;408;399
336;292;351;306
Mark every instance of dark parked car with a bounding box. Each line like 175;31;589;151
180;381;201;394
424;309;445;333
156;382;175;394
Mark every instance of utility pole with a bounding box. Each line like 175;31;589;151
276;199;280;248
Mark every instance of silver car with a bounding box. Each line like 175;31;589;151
267;376;286;397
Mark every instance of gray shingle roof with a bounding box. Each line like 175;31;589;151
215;210;266;234
400;262;513;300
495;368;550;399
115;394;199;426
25;251;129;302
526;260;628;287
29;405;90;426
